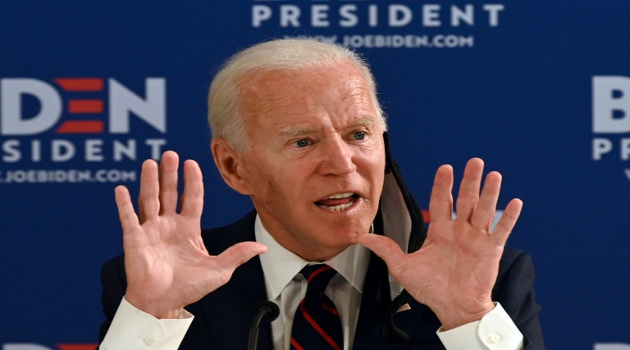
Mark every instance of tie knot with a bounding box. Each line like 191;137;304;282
301;264;337;293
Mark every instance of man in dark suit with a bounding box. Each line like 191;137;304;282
98;39;544;349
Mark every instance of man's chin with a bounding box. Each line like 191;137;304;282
316;227;369;246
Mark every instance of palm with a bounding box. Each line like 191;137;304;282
358;158;522;329
115;151;266;318
396;219;505;321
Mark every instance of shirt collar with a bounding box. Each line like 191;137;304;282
255;215;370;300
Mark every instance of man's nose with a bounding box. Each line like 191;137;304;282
317;136;357;176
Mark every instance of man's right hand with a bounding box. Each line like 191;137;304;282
114;150;267;319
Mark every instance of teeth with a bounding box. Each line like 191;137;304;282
319;202;354;211
327;192;354;199
319;193;355;211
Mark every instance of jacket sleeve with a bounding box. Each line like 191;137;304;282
97;255;193;349
493;250;545;350
98;255;128;343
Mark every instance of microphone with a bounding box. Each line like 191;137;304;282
248;300;280;350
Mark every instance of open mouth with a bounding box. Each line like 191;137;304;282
315;192;360;212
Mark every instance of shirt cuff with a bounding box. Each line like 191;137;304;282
436;303;524;350
100;297;193;350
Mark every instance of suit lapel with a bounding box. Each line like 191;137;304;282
191;211;274;350
353;252;434;349
353;252;392;348
201;255;272;349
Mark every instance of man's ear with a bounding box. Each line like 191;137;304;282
211;138;253;195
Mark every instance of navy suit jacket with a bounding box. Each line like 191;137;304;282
99;211;544;349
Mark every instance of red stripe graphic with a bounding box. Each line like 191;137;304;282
299;301;341;350
57;345;99;350
55;78;103;91
68;99;103;113
56;121;104;133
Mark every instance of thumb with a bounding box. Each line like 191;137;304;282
357;234;406;270
217;241;268;271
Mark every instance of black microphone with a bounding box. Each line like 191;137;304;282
248;300;280;350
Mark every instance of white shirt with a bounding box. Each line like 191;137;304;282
101;214;524;349
255;215;370;350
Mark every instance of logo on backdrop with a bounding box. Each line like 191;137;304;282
0;77;168;184
591;76;630;180
250;0;506;49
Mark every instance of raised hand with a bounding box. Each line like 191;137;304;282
114;151;267;319
358;158;522;330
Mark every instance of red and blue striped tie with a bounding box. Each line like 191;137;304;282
290;264;343;350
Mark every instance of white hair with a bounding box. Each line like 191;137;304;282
207;38;387;152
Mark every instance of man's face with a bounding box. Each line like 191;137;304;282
236;61;386;261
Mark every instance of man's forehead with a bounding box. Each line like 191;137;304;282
238;61;368;96
239;64;378;126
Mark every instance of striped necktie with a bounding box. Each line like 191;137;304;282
290;264;343;350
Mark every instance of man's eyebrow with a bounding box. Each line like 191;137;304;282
277;127;313;137
349;116;376;128
277;116;376;136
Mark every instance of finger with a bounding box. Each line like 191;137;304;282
455;158;484;221
428;164;454;222
491;198;523;245
357;234;406;273
158;151;180;214
216;242;268;272
138;159;160;223
470;171;501;231
180;159;204;218
115;185;140;234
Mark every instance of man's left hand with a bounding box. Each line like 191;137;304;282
357;158;523;330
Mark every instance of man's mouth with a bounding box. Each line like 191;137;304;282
315;192;359;211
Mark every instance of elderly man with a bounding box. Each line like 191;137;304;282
98;39;543;349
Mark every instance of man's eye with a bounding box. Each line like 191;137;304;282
352;131;367;140
295;139;310;147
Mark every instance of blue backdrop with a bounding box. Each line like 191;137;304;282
1;1;629;349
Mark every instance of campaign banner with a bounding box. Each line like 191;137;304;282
0;1;628;348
